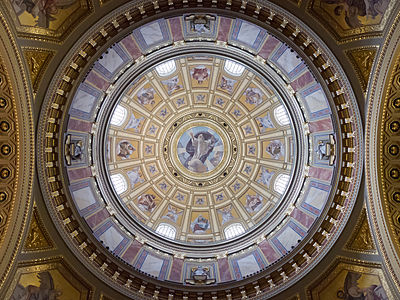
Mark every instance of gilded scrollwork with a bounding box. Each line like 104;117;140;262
22;48;54;94
346;47;378;92
23;207;53;252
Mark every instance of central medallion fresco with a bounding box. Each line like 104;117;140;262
177;126;223;174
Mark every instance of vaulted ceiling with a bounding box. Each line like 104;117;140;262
0;1;399;299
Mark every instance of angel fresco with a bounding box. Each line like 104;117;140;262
191;65;210;83
321;0;390;28
137;87;155;105
244;87;263;106
137;194;156;213
266;140;284;160
11;0;77;28
11;271;62;300
343;271;388;300
162;205;183;223
219;76;236;94
117;141;136;159
245;194;263;213
162;76;182;95
191;215;210;234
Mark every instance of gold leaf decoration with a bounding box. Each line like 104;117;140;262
345;208;376;253
22;49;54;94
347;48;377;92
23;207;53;251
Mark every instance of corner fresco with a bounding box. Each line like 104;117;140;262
307;258;393;300
309;0;393;42
7;258;91;300
5;0;91;42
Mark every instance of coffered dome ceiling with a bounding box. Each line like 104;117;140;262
33;3;365;299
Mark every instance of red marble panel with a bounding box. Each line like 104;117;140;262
217;17;232;42
258;240;280;264
290;208;315;230
169;257;184;282
67;118;92;132
309;166;333;182
258;36;280;59
86;70;110;91
121;240;142;264
309;118;333;132
120;35;142;59
68;167;92;181
290;71;314;91
85;208;110;229
218;257;233;282
169;17;183;41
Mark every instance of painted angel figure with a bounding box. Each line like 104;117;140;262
124;113;144;132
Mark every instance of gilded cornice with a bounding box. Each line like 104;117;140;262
0;10;34;293
366;9;400;293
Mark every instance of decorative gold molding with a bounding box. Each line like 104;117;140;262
0;9;34;293
344;208;377;254
23;206;54;252
346;47;378;93
22;48;54;95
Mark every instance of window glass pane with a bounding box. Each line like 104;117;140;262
274;105;290;126
274;174;290;194
110;105;127;126
110;173;127;194
156;223;176;239
224;223;245;239
224;60;245;76
155;60;176;76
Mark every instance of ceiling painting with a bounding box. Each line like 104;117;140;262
106;55;295;243
5;0;92;42
7;258;91;300
308;0;393;42
307;259;392;300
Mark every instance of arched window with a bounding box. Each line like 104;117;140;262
274;174;290;194
110;173;127;194
155;60;176;76
156;223;176;239
274;105;290;126
224;223;245;239
110;105;127;126
224;59;245;76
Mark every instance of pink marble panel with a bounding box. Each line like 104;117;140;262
85;208;110;229
309;118;333;132
67;118;92;132
309;166;333;182
121;240;142;264
168;258;183;282
218;257;233;282
217;17;232;42
120;35;142;59
169;17;183;41
68;167;92;181
86;70;110;91
258;36;280;59
290;208;315;229
258;240;280;264
290;71;314;91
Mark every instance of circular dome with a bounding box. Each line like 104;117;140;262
102;54;299;245
37;5;363;298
